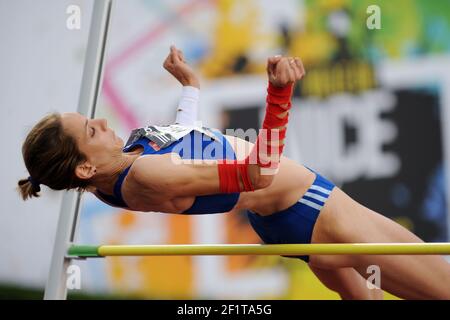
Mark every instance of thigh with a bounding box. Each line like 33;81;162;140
309;265;381;300
310;187;450;299
310;186;437;267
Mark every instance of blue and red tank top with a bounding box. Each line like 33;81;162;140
95;125;240;214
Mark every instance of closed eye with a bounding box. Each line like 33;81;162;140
91;127;95;137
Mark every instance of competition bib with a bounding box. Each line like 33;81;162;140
124;124;221;150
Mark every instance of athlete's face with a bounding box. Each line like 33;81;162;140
61;112;124;175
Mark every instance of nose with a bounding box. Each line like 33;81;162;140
97;118;107;130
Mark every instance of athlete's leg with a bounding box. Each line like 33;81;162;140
309;265;383;300
352;266;384;299
310;187;450;299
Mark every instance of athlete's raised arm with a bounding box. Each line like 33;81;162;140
163;45;200;125
131;55;305;198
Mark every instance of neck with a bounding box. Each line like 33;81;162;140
91;152;140;195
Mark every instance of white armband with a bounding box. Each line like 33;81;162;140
175;86;199;126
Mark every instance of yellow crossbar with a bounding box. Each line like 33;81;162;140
69;243;450;257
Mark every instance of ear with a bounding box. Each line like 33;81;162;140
75;161;97;180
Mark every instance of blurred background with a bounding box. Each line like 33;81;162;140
1;0;450;299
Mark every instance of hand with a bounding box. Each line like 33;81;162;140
266;55;305;87
163;45;200;89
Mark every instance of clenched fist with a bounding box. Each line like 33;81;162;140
163;45;200;89
267;55;305;88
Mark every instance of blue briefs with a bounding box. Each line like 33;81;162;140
247;167;336;262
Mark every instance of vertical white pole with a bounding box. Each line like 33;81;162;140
44;0;112;300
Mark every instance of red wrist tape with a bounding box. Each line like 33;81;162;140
217;160;254;193
262;107;290;128
218;83;294;191
254;128;287;168
267;82;294;104
254;83;293;169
